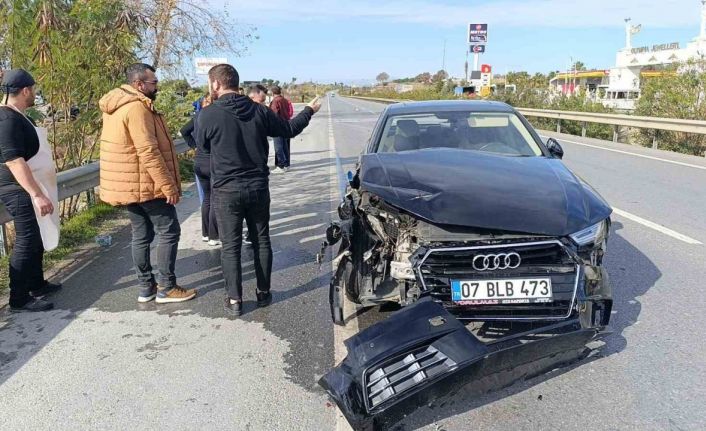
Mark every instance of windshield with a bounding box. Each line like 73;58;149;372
376;111;543;156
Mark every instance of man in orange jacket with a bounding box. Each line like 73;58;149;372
99;63;196;305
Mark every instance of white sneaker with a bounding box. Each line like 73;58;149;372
208;239;221;246
272;167;285;174
283;166;290;172
202;236;209;242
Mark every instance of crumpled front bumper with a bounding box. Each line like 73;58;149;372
320;293;612;430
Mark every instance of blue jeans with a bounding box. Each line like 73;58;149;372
274;137;290;168
126;199;181;289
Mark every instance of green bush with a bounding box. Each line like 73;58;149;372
634;63;706;155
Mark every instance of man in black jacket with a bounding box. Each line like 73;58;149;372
196;64;321;316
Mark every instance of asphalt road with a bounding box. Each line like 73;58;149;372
1;95;706;430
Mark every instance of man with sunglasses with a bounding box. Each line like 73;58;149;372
99;63;196;305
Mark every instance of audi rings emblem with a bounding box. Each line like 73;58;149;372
472;252;521;271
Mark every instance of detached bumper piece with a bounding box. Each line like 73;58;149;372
367;344;456;409
320;299;609;430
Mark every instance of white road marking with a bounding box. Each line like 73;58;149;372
328;95;359;431
270;212;318;227
333;118;378;123
336;96;378;114
612;207;702;245
541;135;706;171
271;223;325;237
299;234;327;244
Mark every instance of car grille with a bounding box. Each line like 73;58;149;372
417;240;579;320
365;344;456;410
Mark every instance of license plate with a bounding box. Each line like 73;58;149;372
451;278;553;305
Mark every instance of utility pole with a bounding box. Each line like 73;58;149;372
464;49;469;83
442;39;447;72
701;0;706;40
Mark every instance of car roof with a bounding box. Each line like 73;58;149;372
384;100;515;115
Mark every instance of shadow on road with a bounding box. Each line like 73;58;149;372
0;151;353;394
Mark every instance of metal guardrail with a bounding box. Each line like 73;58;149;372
0;139;189;248
515;108;706;146
349;96;706;150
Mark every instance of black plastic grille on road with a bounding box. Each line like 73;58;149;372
418;241;578;319
365;345;456;409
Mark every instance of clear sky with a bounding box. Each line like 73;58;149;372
200;0;705;84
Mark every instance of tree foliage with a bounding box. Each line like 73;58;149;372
0;0;140;171
572;61;587;71
635;62;706;155
415;72;432;83
432;69;448;82
376;72;389;84
0;0;255;171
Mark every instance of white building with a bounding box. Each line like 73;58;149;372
551;1;706;111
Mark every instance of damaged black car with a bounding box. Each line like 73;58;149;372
320;100;614;430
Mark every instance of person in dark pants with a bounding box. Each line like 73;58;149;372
269;85;293;173
0;69;61;312
181;95;219;246
196;64;321;316
99;63;196;304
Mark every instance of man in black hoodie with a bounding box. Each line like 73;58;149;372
196;64;321;316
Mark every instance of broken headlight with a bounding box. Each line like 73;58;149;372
570;219;609;248
571;219;610;266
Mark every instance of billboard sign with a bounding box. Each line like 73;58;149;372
481;64;492;74
468;23;488;43
194;57;228;74
470;44;486;54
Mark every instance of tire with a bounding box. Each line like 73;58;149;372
348;217;374;300
330;269;346;326
332;304;344;326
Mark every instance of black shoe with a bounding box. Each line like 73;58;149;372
224;297;242;316
10;298;54;312
256;291;272;308
30;281;62;298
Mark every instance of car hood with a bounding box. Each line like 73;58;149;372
358;148;612;236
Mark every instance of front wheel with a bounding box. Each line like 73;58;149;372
330;259;348;325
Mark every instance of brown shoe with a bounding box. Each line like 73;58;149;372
155;286;197;303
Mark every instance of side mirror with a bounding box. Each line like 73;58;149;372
546;138;564;159
325;223;342;246
347;170;360;189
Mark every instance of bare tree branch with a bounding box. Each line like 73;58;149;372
128;0;256;74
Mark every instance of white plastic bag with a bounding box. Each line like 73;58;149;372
26;126;60;251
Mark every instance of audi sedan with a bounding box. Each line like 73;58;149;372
320;100;614;429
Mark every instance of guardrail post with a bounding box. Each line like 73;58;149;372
86;188;96;207
652;131;659;149
0;223;7;257
556;119;561;133
613;126;619;142
581;122;587;137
